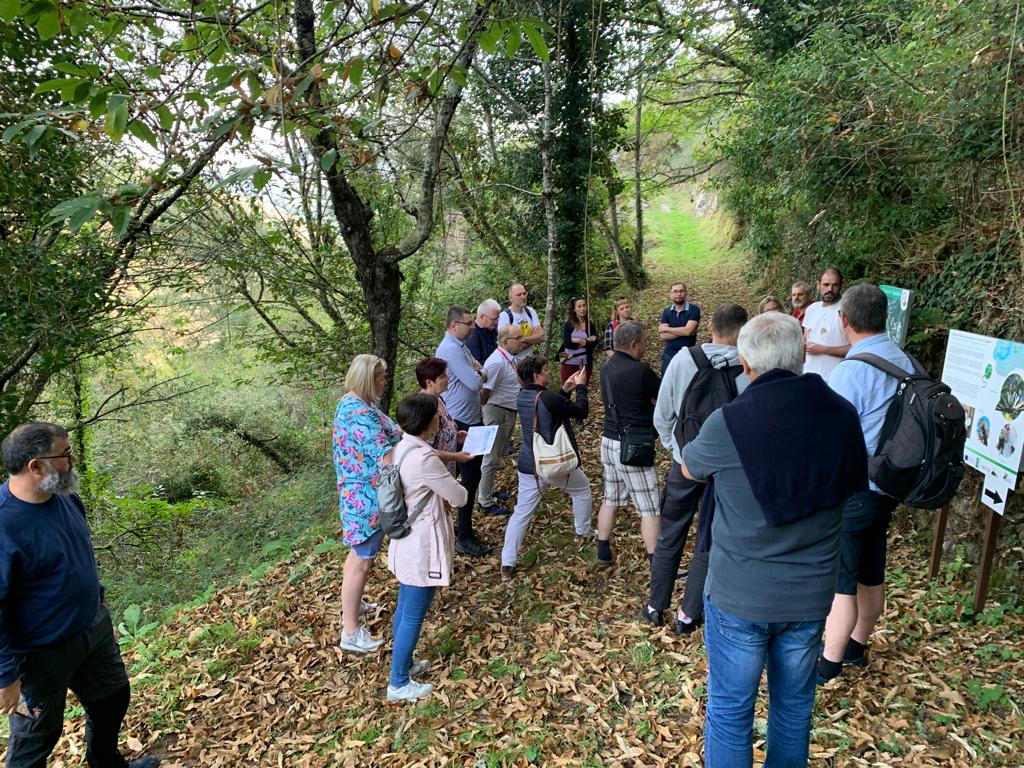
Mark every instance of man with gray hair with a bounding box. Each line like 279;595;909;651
467;298;502;365
477;324;527;514
596;320;662;566
0;422;160;768
680;312;868;767
790;281;813;324
817;284;914;685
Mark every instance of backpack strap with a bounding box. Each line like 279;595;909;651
396;443;434;528
689;345;711;370
847;352;924;379
504;308;514;325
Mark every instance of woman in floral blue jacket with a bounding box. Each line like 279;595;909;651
333;354;400;653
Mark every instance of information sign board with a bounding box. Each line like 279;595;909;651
941;329;1024;482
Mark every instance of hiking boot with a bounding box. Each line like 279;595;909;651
387;680;433;703
640;605;663;627
480;503;511;516
340;625;384;653
456;537;491;557
409;659;431;677
129;759;160;768
501;565;516;582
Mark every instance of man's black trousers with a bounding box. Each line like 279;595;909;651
7;606;133;768
454;419;482;542
648;462;704;612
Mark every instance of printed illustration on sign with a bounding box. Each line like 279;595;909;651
880;285;913;348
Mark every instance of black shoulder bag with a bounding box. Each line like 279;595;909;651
604;364;657;466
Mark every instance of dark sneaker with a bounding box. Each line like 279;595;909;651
456;538;491;557
129;758;161;768
495;490;511;501
480;503;511;516
673;617;699;636
640;605;663;627
500;565;516;582
842;650;868;667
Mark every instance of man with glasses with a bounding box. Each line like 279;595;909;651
437;306;504;556
466;299;502;366
0;422;160;768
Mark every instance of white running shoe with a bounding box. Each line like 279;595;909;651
387;680;433;702
409;658;431;677
339;625;384;653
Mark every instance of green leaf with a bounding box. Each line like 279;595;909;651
0;0;21;24
106;93;129;113
1;119;33;143
523;22;548;62
252;168;271;191
36;9;59;40
105;102;129;142
155;105;174;131
348;57;364;88
505;22;521;56
478;25;499;54
109;205;131;238
214;164;261;189
49;193;104;230
34;77;80;94
53;62;87;76
127;120;157;147
320;148;337;172
23;124;46;147
449;66;468;88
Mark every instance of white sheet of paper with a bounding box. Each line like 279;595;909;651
462;425;499;456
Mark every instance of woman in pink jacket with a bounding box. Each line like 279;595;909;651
386;393;468;702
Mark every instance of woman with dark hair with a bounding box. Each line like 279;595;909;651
501;356;593;580
386;393;468;702
415;357;472;476
560;297;598;385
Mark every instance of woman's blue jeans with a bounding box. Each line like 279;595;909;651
703;595;824;767
389;584;437;687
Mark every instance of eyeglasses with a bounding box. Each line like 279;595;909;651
36;451;75;461
455;320;474;326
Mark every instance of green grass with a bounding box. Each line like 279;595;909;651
644;188;738;276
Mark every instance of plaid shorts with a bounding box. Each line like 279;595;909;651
600;436;661;517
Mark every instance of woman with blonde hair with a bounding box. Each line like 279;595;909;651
758;295;783;314
333;354;400;653
604;298;633;358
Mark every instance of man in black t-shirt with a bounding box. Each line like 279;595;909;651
597;320;661;566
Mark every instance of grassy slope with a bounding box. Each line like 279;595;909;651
28;192;1024;767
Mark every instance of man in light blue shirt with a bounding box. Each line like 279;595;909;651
819;284;914;684
436;306;500;556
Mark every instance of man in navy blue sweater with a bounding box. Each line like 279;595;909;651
0;422;158;768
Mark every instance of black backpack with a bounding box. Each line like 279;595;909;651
846;353;966;509
674;346;744;449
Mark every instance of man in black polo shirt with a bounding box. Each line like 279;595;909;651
597;320;661;566
658;282;701;374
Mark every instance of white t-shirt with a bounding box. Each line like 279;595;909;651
802;301;846;382
497;306;541;361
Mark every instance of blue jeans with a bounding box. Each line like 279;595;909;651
703;595;823;768
389;584;437;687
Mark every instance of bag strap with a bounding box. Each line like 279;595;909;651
396;443;434;529
689;345;711;370
504;308;514;325
847;352;924;379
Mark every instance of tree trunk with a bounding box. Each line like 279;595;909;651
633;47;645;271
540;52;558;353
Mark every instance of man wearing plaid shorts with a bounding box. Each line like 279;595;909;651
596;320;662;565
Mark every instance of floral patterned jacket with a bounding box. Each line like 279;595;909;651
333;394;400;546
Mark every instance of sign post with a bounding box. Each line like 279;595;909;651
937;329;1024;611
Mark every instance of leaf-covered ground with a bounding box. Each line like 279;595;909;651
40;240;1024;767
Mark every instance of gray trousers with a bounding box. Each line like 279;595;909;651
477;403;518;507
502;469;592;567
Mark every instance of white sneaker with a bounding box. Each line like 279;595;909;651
387;680;433;702
360;598;378;615
339;625;384;653
409;658;431;677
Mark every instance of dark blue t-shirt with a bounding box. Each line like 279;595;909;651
0;481;103;686
660;303;701;368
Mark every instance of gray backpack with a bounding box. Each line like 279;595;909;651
376;445;432;539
